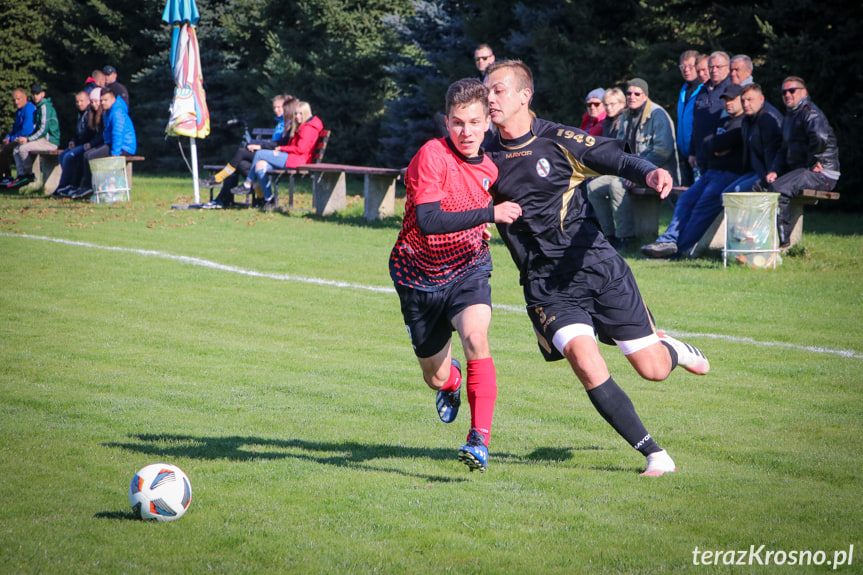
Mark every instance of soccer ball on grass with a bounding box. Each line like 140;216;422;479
129;463;192;521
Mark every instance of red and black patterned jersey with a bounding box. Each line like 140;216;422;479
389;137;498;291
486;117;655;282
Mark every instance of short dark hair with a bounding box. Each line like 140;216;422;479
445;78;489;117
101;85;116;97
741;83;763;96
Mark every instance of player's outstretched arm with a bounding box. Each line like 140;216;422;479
493;201;522;224
645;168;673;199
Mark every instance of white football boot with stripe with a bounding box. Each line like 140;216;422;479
657;332;710;375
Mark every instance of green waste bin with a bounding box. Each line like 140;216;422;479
89;156;130;204
722;192;781;269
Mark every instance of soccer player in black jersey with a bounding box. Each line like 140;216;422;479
484;60;710;476
389;78;522;471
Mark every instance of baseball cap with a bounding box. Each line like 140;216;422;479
103;65;117;76
721;83;743;100
30;83;44;94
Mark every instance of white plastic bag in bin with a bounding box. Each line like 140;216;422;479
89;156;129;204
722;192;780;268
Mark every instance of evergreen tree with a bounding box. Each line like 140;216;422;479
379;0;474;167
0;0;48;136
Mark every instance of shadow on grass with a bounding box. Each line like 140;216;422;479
104;433;609;482
94;510;140;521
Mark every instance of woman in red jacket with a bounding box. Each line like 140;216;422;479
237;101;324;206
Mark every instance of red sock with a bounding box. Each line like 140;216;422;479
440;361;461;392
467;357;497;446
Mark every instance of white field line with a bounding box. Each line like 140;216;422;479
5;232;862;360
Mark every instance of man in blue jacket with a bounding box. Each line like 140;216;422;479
676;50;703;186
70;86;137;199
1;89;36;187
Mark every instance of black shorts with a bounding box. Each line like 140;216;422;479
524;255;656;361
396;267;492;358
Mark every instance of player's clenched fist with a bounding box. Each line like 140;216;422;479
493;200;522;223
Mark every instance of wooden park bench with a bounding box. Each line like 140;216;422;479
30;150;145;195
629;186;841;255
296;162;405;221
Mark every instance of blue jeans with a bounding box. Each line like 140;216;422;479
58;145;87;188
655;169;738;247
673;170;740;255
246;149;289;200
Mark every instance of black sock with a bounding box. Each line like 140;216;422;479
586;377;661;456
661;340;679;371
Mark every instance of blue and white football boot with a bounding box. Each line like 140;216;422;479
435;358;462;423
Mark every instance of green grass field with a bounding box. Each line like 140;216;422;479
1;176;861;573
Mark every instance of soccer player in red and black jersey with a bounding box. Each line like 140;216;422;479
484;60;710;477
389;78;522;472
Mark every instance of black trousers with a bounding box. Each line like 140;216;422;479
755;168;837;245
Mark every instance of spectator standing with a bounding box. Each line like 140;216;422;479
641;83;747;259
755;76;840;247
84;70;106;94
70;86;136;199
102;65;130;106
54;89;104;197
580;88;606;137
695;53;710;84
676;50;704;186
689;51;732;179
0;89;36;187
730;55;754;86
484;60;710;477
12;84;61;186
473;44;495;79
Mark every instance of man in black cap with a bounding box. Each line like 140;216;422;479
103;65;129;106
641;82;746;258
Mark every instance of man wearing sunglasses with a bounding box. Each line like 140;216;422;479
473;44;496;79
755;77;840;247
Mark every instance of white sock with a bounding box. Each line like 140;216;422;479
641;449;676;477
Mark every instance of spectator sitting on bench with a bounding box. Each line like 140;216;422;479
233;101;324;209
69;86;136;200
53;89;104;198
641;83;746;259
203;94;294;188
706;83;782;212
587;78;679;250
1;89;36;188
752;76;840;247
12;84;61;188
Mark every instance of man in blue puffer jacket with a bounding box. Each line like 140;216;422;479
71;86;137;199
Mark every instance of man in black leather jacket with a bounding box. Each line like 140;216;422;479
757;76;840;246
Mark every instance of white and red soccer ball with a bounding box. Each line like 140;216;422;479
129;463;192;521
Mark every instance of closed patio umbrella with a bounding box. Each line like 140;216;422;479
163;0;209;203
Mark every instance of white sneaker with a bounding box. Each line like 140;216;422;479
658;332;710;375
640;449;676;477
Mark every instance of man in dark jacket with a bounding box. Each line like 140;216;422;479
755;76;840;246
642;83;747;258
688;51;732;179
719;83;783;198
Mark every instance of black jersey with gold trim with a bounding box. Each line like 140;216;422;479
486;117;655;282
